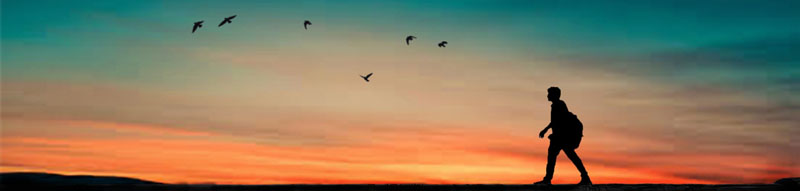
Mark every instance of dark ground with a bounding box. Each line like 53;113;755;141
1;173;797;191
1;183;795;191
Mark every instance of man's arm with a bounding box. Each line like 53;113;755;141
539;123;551;138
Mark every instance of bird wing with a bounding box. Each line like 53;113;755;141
218;20;226;27
366;73;373;78
193;25;199;33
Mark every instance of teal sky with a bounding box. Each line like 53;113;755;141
2;0;799;184
4;0;800;85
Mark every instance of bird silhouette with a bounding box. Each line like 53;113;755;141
438;41;448;48
218;15;237;27
406;36;416;45
304;20;312;30
360;73;373;82
192;21;204;33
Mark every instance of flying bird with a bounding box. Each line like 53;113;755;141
192;21;204;33
360;73;373;82
406;36;416;45
438;41;448;48
304;20;312;30
218;15;237;27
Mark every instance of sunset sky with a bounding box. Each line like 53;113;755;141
1;0;798;184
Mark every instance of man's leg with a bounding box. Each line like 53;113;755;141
542;142;561;182
563;148;591;185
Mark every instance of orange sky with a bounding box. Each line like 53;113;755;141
2;48;797;184
1;115;795;184
2;45;797;184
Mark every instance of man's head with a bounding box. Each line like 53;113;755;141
547;87;561;101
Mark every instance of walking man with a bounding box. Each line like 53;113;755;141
534;87;592;185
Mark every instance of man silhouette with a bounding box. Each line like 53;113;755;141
534;87;592;185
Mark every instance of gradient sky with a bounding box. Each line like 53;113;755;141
2;0;799;184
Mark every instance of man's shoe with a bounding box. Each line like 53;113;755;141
533;179;551;185
578;177;592;185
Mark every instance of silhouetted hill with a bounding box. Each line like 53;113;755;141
775;177;799;187
0;172;161;185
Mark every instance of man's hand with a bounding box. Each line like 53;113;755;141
539;129;548;138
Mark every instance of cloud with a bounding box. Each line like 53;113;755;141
648;35;800;68
551;35;800;89
0;80;381;146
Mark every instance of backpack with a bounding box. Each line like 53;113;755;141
565;112;583;138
